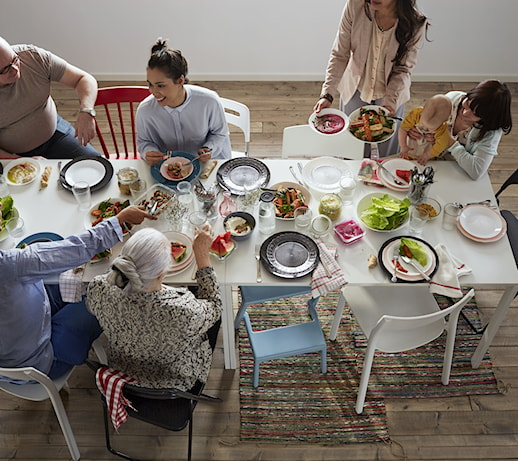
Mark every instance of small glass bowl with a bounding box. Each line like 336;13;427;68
334;219;365;244
209;241;237;261
416;198;442;221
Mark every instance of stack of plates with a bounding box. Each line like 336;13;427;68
456;204;507;243
164;231;195;274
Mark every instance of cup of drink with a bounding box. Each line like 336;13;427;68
72;181;91;211
129;179;147;199
339;175;357;206
294;206;313;233
409;205;428;236
442;203;461;230
6;216;25;238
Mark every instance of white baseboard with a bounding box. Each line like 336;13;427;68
94;73;518;83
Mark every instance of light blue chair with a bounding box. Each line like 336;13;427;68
236;286;327;387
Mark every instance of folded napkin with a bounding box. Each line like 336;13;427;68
96;367;139;431
311;241;348;298
429;244;472;298
59;264;87;303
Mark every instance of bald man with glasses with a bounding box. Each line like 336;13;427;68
0;37;101;159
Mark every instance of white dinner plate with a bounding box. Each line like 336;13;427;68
301;156;352;193
5;158;41;186
84;198;131;232
457;205;505;239
308;108;349;136
348;105;396;144
381;238;437;282
377;158;415;192
65;159;107;187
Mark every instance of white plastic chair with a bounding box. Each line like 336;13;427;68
0;366;80;460
341;285;475;414
281;124;364;159
220;97;250;157
236;286;327;387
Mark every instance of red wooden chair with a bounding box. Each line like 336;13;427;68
94;86;150;159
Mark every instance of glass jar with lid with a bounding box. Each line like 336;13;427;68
318;193;342;221
258;191;276;234
117;167;139;196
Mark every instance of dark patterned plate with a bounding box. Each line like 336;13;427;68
60;155;114;192
378;235;439;283
260;231;319;279
216;158;270;195
151;151;201;188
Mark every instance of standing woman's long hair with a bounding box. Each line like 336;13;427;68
147;37;190;84
364;0;429;65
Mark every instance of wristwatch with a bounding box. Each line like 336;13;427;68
79;108;96;117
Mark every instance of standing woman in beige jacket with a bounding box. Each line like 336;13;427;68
314;0;429;158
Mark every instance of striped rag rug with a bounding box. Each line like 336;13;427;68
238;289;499;444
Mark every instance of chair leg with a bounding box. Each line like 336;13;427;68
441;318;460;385
356;346;376;414
103;400;138;461
187;416;193;461
253;360;260;388
48;392;80;461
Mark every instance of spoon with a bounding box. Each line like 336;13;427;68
391;254;399;282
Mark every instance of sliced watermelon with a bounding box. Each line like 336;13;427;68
210;233;235;257
396;169;412;183
171;242;187;263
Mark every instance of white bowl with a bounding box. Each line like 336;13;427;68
269;181;311;220
308;108;349;136
348;105;396;144
356;192;410;232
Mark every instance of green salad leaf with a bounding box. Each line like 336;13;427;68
400;237;428;266
0;195;13;220
360;194;410;230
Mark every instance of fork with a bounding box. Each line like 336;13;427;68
255;243;262;283
400;255;431;281
391;253;399;283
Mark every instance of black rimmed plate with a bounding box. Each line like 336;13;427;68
260;231;319;279
16;232;64;248
216;158;270;195
60;155;114;192
150;151;201;188
378;235;439;283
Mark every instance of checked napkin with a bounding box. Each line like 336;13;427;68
311;240;348;298
429;244;472;298
58;264;87;303
96;367;139;431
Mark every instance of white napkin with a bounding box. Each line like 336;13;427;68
311;241;348;298
429;244;471;298
59;264;87;303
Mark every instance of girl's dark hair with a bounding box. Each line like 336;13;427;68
464;80;512;141
364;0;429;65
148;38;189;83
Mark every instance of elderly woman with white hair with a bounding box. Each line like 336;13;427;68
86;225;221;392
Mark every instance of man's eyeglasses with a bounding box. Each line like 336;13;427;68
0;54;20;75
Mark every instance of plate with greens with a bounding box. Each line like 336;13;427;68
357;192;410;231
379;235;438;282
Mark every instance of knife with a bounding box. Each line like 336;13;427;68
289;165;303;186
377;161;408;186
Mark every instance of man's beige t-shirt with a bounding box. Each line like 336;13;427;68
0;44;67;153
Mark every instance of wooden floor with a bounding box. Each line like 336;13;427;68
1;81;517;461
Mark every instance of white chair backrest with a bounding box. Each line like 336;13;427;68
220;97;250;156
281;124;364;160
369;289;475;353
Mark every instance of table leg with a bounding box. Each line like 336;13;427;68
471;285;518;368
221;284;237;369
329;290;347;341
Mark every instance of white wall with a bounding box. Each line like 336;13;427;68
1;0;517;81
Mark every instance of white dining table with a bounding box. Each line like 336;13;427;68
1;157;517;370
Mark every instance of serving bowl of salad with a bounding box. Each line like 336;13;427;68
357;192;411;232
348;105;395;143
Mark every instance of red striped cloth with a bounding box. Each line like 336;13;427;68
311;240;348;298
430;244;472;298
95;367;139;431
